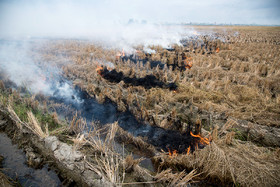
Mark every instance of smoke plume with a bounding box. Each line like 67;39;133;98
0;0;198;52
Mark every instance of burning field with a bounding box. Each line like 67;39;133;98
0;26;280;186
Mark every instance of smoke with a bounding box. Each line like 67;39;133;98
0;40;82;104
0;41;50;93
0;0;197;99
0;0;198;53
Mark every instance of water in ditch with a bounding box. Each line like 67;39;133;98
0;133;62;187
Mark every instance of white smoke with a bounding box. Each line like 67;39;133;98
0;41;81;104
0;0;197;52
0;0;198;97
0;41;52;94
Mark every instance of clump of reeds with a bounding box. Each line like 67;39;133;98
7;104;22;130
27;111;48;138
87;151;124;185
69;112;87;134
123;154;143;173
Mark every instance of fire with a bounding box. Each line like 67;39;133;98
184;57;193;69
165;128;210;157
186;146;190;155
168;149;178;157
190;131;210;145
216;47;220;53
96;65;104;75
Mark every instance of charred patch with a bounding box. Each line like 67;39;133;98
99;67;177;90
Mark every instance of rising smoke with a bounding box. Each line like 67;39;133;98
0;0;196;96
0;41;52;94
0;40;82;105
0;0;198;52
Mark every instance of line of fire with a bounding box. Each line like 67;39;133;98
95;47;216;156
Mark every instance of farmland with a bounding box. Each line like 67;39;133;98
1;26;280;186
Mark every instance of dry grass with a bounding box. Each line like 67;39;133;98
7;103;48;138
70;133;86;150
85;122;125;185
84;122;159;186
0;171;16;187
86;152;124;185
27;111;48;138
22;26;280;186
155;169;198;186
7;104;22;130
47;28;280;128
154;134;280;186
87;122;118;154
69;112;87;134
123;154;143;173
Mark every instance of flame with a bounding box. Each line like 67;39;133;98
190;131;210;145
184;57;193;69
165;130;210;157
216;47;220;53
186;146;190;155
168;149;178;157
96;65;103;75
122;49;125;57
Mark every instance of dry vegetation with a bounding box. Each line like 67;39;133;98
38;27;280;128
3;26;279;186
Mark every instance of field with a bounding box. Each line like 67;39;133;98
1;26;280;186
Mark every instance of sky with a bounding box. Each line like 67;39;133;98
0;0;279;38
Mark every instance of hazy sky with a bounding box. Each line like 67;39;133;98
0;0;279;38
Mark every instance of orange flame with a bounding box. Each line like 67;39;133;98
186;146;190;155
96;65;103;75
216;47;220;53
190;131;210;145
168;149;178;157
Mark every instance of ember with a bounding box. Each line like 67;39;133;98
216;47;220;53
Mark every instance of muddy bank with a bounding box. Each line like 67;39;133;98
0;133;61;187
0;107;108;186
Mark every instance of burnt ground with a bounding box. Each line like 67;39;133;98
50;84;201;153
100;67;177;90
